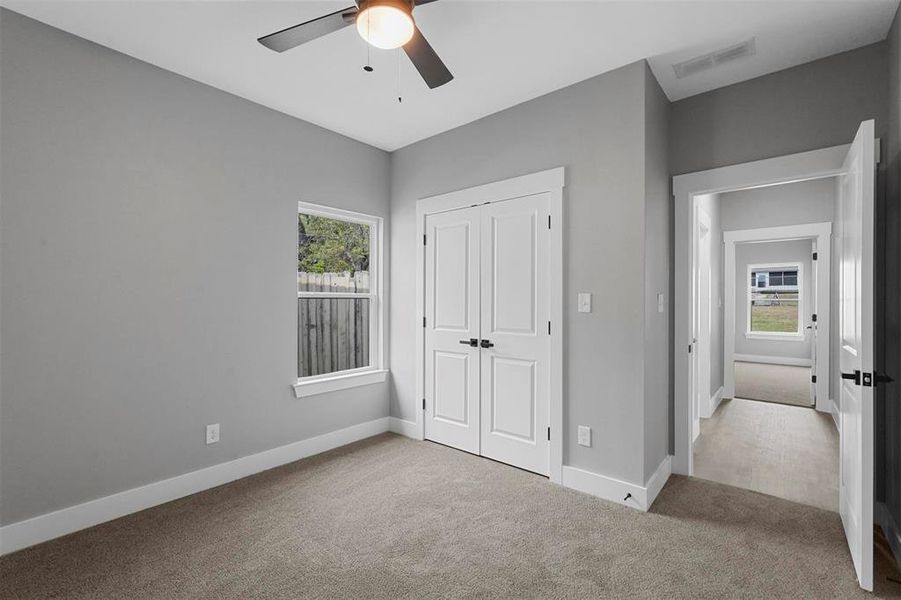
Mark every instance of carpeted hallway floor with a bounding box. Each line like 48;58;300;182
734;360;813;407
694;397;839;511
2;433;900;599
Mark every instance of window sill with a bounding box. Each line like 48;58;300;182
744;332;805;342
292;369;388;399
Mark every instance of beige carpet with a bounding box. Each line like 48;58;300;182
734;360;813;407
694;397;839;511
2;433;900;599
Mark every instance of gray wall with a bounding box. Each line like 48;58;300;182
642;67;671;481
720;178;836;232
733;240;813;360
0;10;391;525
879;2;901;554
390;61;665;485
670;42;888;176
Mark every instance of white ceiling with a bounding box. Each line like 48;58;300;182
3;0;898;151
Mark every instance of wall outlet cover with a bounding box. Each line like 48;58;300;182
206;423;220;445
577;425;591;447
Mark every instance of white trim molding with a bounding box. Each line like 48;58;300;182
415;167;565;484
733;353;813;367
0;417;391;556
293;368;388;398
561;455;672;512
388;417;419;439
673;144;847;476
708;386;725;417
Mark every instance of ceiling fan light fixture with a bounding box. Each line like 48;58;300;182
356;0;415;50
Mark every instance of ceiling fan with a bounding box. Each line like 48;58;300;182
258;0;453;89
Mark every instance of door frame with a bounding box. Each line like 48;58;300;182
693;207;712;431
723;223;832;412
673;144;850;476
414;167;565;483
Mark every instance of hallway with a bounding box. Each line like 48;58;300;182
693;397;838;511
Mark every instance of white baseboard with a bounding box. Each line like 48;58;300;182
830;398;840;431
561;455;671;512
0;417;391;556
877;502;901;573
705;386;724;418
644;455;673;509
734;353;812;367
712;386;725;413
388;417;419;439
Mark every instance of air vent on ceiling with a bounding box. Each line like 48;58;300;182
672;38;757;79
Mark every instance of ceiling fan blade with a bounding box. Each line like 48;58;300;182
414;0;441;4
258;6;358;52
403;27;453;89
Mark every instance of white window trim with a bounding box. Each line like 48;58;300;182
745;261;804;340
293;202;386;398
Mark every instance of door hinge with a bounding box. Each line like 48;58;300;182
688;344;692;354
422;316;426;328
423;234;427;245
811;375;817;383
547;427;550;441
812;251;818;261
812;313;817;322
422;398;426;410
547;321;551;335
548;215;551;229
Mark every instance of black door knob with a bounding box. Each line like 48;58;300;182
459;338;478;347
480;339;494;348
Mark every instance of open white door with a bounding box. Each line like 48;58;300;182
424;207;481;454
837;119;875;591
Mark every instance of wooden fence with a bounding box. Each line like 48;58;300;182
298;271;370;378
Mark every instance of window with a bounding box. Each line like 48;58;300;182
294;202;385;397
747;263;802;337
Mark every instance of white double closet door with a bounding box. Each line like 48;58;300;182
424;193;550;476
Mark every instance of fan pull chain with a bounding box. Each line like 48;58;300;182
363;11;373;73
396;49;402;103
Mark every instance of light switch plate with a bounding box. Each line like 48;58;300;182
577;425;591;447
206;423;220;445
578;293;592;313
657;293;665;314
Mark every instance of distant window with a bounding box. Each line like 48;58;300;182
747;264;801;336
297;203;382;380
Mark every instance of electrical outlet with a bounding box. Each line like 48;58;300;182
577;425;591;447
578;293;592;313
206;423;220;445
657;293;666;314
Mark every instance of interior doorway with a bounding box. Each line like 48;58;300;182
723;226;831;411
673;122;878;590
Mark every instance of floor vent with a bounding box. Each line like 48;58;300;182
673;38;757;79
